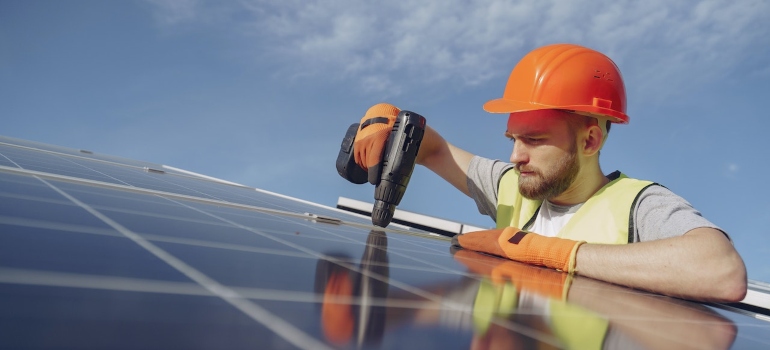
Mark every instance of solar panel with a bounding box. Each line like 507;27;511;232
1;135;768;349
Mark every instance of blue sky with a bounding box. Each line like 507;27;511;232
2;0;769;282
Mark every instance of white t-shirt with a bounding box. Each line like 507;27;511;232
527;200;583;237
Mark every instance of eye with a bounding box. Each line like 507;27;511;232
525;137;544;144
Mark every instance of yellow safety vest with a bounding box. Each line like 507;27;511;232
496;170;655;244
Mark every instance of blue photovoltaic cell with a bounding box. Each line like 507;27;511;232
0;225;192;282
0;135;185;173
0;285;281;349
1;138;375;225
0;135;769;349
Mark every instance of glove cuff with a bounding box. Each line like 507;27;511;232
566;240;586;274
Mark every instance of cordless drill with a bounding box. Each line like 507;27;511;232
336;111;426;227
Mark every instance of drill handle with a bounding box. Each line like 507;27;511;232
371;110;426;227
379;110;426;191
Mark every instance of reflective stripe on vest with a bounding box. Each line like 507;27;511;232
496;170;654;244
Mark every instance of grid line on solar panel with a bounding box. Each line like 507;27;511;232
3;139;399;227
152;211;459;278
0;146;129;184
0;216;464;292
135;171;381;225
0;215;119;237
0;223;200;282
50;151;137;186
160;197;464;301
58;191;379;250
27;171;480;316
27;212;450;298
66;194;504;348
3;160;480;346
1;172;459;279
0;267;211;296
0;142;262;205
0;219;464;312
0;209;470;283
34;175;335;350
0;156;17;168
0;164;403;235
177;200;449;251
160;196;464;274
0;266;476;313
0;196;115;230
0;149;21;168
0;214;312;259
2;139;417;231
0;136;188;175
1;285;309;349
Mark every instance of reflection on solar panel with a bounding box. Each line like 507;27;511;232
1;135;768;349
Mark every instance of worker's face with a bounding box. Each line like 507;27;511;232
506;110;580;201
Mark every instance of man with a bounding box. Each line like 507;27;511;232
352;43;746;302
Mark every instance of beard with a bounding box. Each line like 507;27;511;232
517;143;579;201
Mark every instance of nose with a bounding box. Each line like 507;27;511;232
509;141;528;165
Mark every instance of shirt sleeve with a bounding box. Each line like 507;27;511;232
465;156;514;222
633;185;727;242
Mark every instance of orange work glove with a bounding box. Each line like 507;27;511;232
353;103;401;185
452;227;585;274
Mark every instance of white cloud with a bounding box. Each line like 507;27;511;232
723;162;740;178
145;0;770;98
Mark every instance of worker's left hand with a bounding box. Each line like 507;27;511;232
451;227;585;274
353;103;401;185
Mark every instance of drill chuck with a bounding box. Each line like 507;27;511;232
371;179;406;227
371;199;396;228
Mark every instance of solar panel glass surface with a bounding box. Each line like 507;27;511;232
0;136;768;349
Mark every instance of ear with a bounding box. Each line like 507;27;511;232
582;124;604;156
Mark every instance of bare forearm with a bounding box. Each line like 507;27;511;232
575;228;747;302
416;126;475;196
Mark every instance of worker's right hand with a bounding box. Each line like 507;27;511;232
353;103;401;185
452;227;585;274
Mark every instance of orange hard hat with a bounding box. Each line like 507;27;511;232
484;43;629;124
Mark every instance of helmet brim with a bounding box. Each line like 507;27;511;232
483;98;629;124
